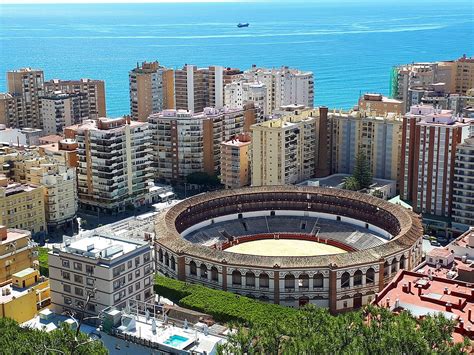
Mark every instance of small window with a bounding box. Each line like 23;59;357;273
135;257;140;267
75;287;84;296
86;278;94;286
135;282;141;291
74;275;83;283
62;271;70;280
86;265;93;274
135;269;140;277
128;260;132;269
128;273;133;281
64;297;72;305
62;260;70;268
73;262;82;271
63;284;71;293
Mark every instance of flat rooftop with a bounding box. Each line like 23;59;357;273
1;228;30;245
374;270;474;341
58;234;148;261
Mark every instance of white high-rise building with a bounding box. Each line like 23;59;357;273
243;66;314;114
224;81;268;115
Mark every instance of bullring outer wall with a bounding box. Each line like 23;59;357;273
154;186;423;313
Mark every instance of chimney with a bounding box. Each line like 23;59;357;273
408;281;412;294
468;309;472;322
418;287;422;296
446;303;452;312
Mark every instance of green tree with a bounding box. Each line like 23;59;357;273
37;247;49;277
353;150;373;189
0;317;107;355
342;176;360;191
186;172;221;187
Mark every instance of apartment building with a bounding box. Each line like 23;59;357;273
0;126;43;147
149;106;254;182
224;81;268;115
390;56;474;113
400;105;472;218
4;68;44;129
129;61;175;122
174;65;242;113
28;165;77;231
220;133;251;188
0;267;50;323
44;78;106;118
358;93;403;116
40;91;89;135
69;117;153;213
49;233;153;318
0;226;37;285
0;93;20;127
328;110;403;181
251;108;319;186
0;175;46;236
452;135;474;232
38;138;78;169
243;65;314;114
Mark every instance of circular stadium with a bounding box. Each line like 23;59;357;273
155;186;423;313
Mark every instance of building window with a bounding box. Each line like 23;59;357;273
144;253;151;263
113;277;125;290
135;257;140;267
86;278;94;286
113;264;125;277
135;282;141;291
64;297;72;305
128;260;132;269
353;270;363;286
62;260;70;268
128;273;133;281
63;284;71;293
128;285;133;294
144;277;151;286
87;303;96;312
62;271;70;280
189;261;197;276
74;275;83;284
86;265;94;274
135;269;140;278
75;287;84;296
366;268;375;284
313;273;323;288
73;262;82;271
76;300;84;308
341;272;350;288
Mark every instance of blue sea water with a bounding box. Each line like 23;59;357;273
0;1;473;117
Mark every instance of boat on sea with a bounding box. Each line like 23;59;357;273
237;23;249;28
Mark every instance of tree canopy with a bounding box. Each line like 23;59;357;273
343;151;373;191
0;317;107;355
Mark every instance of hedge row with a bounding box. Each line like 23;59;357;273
37;247;49;277
154;275;297;325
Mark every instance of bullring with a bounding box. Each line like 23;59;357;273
155;185;423;313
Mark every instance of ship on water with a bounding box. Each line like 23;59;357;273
237;23;249;28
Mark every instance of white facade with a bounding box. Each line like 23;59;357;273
243;66;314;114
452;136;474;231
224;81;268;115
49;234;154;318
41;166;78;229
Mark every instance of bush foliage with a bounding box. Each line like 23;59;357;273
0;317;107;355
37;247;49;277
155;275;471;354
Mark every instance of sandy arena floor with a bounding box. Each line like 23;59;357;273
225;239;347;256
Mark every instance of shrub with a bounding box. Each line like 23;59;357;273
37;247;49;277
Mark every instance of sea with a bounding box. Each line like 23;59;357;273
0;1;473;117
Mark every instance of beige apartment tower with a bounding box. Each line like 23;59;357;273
6;68;44;129
251;109;319;186
129;61;175;122
44;78;106;118
149;106;254;183
220;133;252;189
